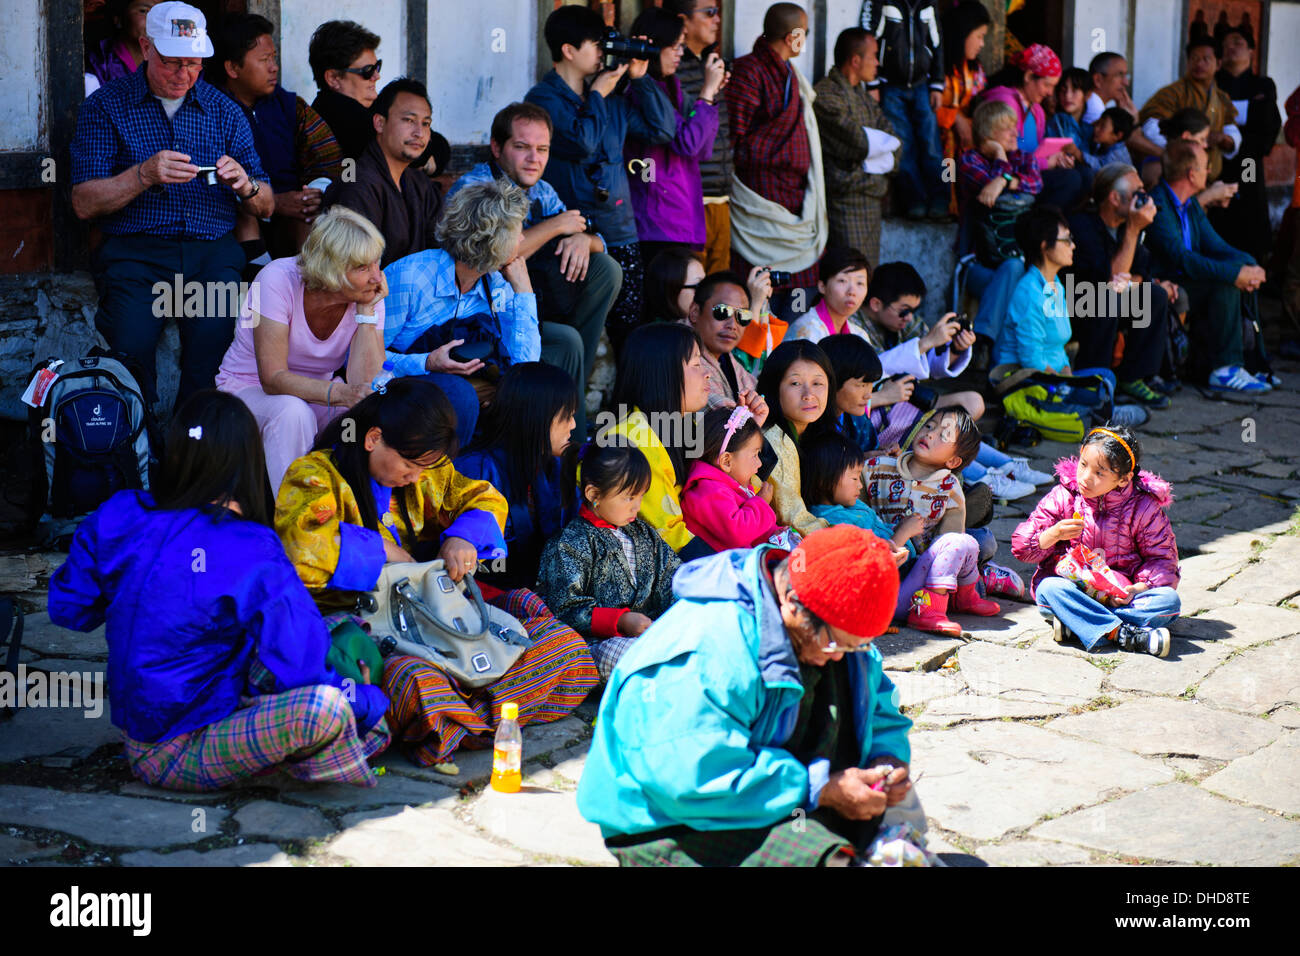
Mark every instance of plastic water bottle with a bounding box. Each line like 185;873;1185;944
490;702;522;793
371;359;396;393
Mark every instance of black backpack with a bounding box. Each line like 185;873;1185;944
25;351;161;548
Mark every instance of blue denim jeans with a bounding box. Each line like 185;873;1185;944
974;257;1026;344
880;85;947;210
1035;576;1181;651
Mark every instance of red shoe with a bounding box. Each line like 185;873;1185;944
907;588;962;636
952;583;1000;616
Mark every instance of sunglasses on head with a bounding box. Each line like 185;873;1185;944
343;59;382;80
712;304;754;325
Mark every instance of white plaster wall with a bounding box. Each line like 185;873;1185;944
729;0;818;75
1068;0;1127;71
1131;0;1181;108
278;0;407;102
0;0;45;151
426;0;537;144
1268;3;1300;121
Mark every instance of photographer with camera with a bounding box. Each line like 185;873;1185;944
525;4;675;356
1066;164;1180;408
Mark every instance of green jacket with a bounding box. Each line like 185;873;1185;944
576;546;912;838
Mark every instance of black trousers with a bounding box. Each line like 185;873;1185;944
1070;280;1170;382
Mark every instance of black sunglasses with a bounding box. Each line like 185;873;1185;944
343;59;382;80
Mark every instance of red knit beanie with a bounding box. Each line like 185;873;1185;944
787;526;900;637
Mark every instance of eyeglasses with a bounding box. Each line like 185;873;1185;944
712;304;754;325
694;6;721;18
1055;234;1076;246
343;59;382;80
156;56;204;73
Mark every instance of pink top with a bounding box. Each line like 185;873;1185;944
215;257;384;392
680;460;784;551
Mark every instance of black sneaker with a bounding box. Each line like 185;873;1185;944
1051;616;1072;644
1115;623;1171;657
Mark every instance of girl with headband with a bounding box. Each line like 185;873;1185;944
680;405;799;552
1011;425;1181;657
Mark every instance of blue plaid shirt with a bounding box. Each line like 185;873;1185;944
71;65;267;240
382;249;540;378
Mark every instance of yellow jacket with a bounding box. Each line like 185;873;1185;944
276;450;508;605
605;409;695;553
763;424;830;537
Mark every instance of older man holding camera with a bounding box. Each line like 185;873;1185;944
71;1;271;409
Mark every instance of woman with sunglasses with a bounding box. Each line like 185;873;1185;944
308;20;384;160
995;206;1148;428
643;248;706;323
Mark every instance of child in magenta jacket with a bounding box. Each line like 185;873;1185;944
681;406;792;551
1012;426;1180;657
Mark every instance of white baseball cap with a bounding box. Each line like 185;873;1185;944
146;2;214;59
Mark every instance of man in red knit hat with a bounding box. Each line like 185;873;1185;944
578;525;939;866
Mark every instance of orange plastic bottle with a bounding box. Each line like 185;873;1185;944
490;702;522;793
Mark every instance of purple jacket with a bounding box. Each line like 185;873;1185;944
981;85;1047;152
625;75;719;246
1011;458;1180;597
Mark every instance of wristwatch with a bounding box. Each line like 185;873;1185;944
1001;171;1015;185
239;179;261;202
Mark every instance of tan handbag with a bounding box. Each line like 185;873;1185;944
358;561;532;688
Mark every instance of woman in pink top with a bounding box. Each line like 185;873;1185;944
216;207;387;490
786;246;872;344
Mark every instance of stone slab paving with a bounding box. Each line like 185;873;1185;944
280;771;460;811
120;845;294;867
1105;640;1233;697
873;630;962;671
1170;603;1300;648
1195;634;1300;713
0;703;120;764
912;693;1068;727
1031;784;1300;866
0;833;62;864
233;801;333;842
473;783;615;866
908;722;1176;841
0;786;229;847
318;806;526;866
1201;731;1300;815
1045;698;1279;761
887;671;963;709
19;612;107;659
976;838;1094;867
957;642;1103;706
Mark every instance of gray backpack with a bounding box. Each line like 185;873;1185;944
26;354;159;547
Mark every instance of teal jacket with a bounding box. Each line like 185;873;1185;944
576;546;913;838
810;501;917;560
1146;179;1253;285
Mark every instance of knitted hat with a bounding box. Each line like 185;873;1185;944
788;526;899;638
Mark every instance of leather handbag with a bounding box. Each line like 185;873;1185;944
357;560;533;689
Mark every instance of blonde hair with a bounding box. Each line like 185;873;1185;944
437;179;529;274
972;99;1019;145
296;207;386;292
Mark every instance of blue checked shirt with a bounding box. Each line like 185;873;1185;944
382;249;540;378
447;162;607;250
71;66;267;240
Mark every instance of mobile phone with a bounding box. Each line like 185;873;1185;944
956;313;972;333
194;165;218;185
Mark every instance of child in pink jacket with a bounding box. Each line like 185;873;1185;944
681;406;794;551
1012;426;1180;657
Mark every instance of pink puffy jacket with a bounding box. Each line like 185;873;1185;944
681;461;783;552
1011;458;1180;597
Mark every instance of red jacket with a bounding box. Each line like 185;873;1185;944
681;461;783;552
1012;458;1180;597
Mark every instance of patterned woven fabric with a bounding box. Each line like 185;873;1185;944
382;588;598;766
726;40;812;215
608;815;859;867
123;685;390;791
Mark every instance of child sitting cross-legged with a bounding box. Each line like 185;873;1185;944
1012;425;1179;657
681;405;797;552
537;444;681;679
860;407;1001;635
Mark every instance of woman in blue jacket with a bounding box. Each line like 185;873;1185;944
577;525;931;866
455;362;580;590
47;390;390;792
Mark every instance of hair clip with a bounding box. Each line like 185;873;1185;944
188;426;203;440
719;405;754;456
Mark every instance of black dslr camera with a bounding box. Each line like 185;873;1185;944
763;267;793;287
602;30;659;61
875;372;938;412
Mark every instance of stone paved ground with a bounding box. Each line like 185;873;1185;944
3;355;1300;867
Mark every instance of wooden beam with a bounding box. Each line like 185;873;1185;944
407;0;428;85
48;0;88;271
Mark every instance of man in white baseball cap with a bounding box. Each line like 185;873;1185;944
70;0;273;411
145;1;215;58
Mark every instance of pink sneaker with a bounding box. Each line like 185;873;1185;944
982;562;1026;599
